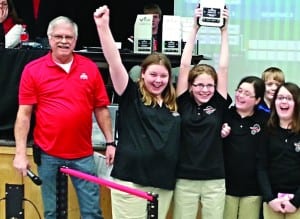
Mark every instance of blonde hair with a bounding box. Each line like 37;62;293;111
138;53;177;112
261;67;285;84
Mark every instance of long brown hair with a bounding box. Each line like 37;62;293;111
138;53;177;112
268;82;300;134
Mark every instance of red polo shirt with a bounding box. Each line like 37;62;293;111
19;52;110;158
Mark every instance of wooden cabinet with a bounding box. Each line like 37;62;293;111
0;147;43;219
0;146;112;219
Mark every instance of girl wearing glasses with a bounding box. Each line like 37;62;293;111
257;82;300;219
173;6;230;219
222;76;269;219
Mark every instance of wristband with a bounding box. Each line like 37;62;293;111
105;141;116;147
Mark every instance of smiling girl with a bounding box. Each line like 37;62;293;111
94;5;181;219
173;6;231;219
223;76;269;219
257;82;300;219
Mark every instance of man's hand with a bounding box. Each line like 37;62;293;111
13;153;30;177
105;145;115;165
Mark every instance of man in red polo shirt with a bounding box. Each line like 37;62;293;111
13;16;115;219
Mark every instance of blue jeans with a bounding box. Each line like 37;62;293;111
38;152;103;219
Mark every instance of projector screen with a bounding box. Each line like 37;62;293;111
175;0;300;95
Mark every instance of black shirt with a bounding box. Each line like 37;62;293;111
257;127;300;207
177;91;231;180
223;106;269;196
111;79;181;190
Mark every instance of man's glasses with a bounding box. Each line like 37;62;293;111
235;88;255;98
192;83;215;90
50;34;75;42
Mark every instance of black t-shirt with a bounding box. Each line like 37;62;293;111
176;91;231;180
223;106;269;196
257;127;300;207
111;79;181;190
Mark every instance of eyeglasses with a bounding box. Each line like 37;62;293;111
276;95;293;102
235;88;255;98
50;34;75;42
191;83;215;90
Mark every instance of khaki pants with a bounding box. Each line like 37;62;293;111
263;202;300;219
173;178;225;219
223;195;262;219
111;178;173;219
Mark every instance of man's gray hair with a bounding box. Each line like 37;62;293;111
47;16;78;38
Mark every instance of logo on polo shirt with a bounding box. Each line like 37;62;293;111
80;73;88;80
203;106;216;115
250;124;261;135
294;141;300;152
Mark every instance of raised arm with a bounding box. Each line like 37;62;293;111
93;5;128;95
176;7;201;96
216;8;229;98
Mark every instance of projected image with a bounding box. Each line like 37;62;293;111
175;0;300;93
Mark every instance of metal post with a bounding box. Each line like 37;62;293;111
5;184;24;219
147;192;158;219
56;167;68;219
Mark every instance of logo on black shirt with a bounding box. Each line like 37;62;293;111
294;141;300;152
250;124;261;135
172;112;180;117
203;106;216;115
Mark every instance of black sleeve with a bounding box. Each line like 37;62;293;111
118;77;136;106
256;130;276;203
226;93;233;107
